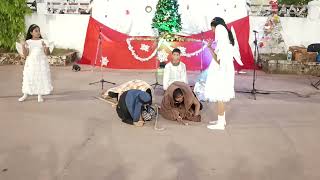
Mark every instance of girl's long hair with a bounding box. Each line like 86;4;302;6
211;17;235;46
26;24;42;40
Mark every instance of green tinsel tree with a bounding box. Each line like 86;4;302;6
278;0;312;5
152;0;182;36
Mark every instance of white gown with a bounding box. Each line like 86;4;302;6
205;25;240;102
22;39;53;95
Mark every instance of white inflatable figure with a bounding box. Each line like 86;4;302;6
194;69;209;102
308;0;320;20
16;41;54;56
194;81;207;102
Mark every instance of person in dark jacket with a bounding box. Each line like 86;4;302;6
116;89;152;127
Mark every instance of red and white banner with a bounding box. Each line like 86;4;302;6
80;0;253;70
80;16;254;70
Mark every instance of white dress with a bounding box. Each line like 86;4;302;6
22;39;53;95
205;25;240;102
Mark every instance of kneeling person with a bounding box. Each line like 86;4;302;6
160;82;202;124
116;89;153;127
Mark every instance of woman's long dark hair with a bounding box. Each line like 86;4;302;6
26;24;42;40
211;17;234;46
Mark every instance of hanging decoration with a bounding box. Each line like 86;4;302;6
145;6;152;13
140;44;150;52
157;49;169;62
177;46;186;55
164;42;206;58
126;37;163;62
126;37;206;62
161;32;189;42
101;56;109;66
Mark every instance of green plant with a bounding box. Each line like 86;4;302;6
152;0;182;36
0;0;31;51
278;0;312;5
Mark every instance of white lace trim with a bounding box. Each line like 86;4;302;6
22;55;53;95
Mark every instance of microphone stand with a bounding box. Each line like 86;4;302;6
150;36;163;89
237;30;269;100
89;26;116;91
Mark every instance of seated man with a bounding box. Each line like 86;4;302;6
163;48;188;90
160;82;202;124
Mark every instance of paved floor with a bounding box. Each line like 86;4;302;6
0;65;319;180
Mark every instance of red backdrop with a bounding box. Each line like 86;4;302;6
80;16;254;70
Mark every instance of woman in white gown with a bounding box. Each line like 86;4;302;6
205;17;243;130
19;24;53;102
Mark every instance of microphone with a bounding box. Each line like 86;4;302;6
253;30;258;33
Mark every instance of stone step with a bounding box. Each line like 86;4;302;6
262;59;320;76
0;51;78;66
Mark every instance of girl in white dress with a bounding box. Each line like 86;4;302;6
205;17;243;130
18;24;53;102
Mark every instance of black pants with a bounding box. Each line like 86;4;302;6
116;91;134;125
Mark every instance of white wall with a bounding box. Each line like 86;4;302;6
91;0;248;36
25;13;320;57
249;16;320;53
25;13;90;56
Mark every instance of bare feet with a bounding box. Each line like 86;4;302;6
134;120;144;127
177;118;189;126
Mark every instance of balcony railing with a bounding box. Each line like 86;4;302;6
46;2;90;14
250;4;308;17
26;1;90;15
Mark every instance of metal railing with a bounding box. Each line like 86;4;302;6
26;1;90;14
27;1;37;12
46;2;90;14
249;4;308;17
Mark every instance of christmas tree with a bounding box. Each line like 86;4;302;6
152;0;182;36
